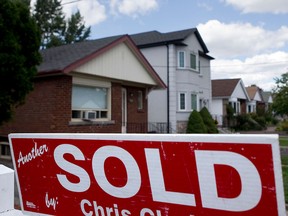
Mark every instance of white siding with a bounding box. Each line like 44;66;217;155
74;43;157;86
254;91;262;101
140;33;212;133
231;82;248;99
211;99;224;126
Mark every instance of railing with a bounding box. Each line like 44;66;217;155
126;122;175;133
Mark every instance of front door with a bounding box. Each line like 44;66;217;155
122;88;127;133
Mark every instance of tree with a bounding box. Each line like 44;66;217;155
0;0;41;125
33;0;66;49
186;110;207;133
272;72;288;116
33;0;90;49
64;10;91;44
200;107;218;133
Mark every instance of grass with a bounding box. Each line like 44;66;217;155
279;136;288;203
282;165;288;204
279;136;288;147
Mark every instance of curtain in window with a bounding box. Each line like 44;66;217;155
72;85;107;109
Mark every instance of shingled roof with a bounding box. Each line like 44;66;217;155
37;35;166;88
38;35;125;74
212;79;241;97
130;28;210;54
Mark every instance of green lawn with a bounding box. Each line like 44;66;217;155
282;165;288;204
279;136;288;147
280;137;288;203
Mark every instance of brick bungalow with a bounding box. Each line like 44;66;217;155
0;35;166;144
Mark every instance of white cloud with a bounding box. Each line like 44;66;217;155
211;52;288;90
197;20;288;59
110;0;158;17
62;0;107;26
222;0;288;14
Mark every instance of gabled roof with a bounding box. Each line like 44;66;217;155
261;91;273;103
130;28;210;54
38;35;124;74
212;79;241;97
246;85;263;101
37;35;166;89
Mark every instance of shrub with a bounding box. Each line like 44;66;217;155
200;107;218;133
186;110;207;133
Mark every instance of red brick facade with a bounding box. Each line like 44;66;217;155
0;75;148;138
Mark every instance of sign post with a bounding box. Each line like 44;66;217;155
9;133;286;216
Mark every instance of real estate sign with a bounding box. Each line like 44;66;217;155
9;133;285;216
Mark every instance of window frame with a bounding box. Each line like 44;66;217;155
191;93;198;111
137;90;143;110
71;78;111;122
178;92;187;111
189;52;199;72
177;51;186;69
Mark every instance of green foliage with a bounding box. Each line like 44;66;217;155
200;107;218;133
233;114;266;131
276;120;288;132
33;0;90;49
272;72;288;116
226;104;236;127
0;0;41;125
186;110;207;133
33;0;65;49
65;11;91;44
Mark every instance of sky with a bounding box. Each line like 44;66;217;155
32;0;288;91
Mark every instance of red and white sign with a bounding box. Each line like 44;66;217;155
9;133;285;216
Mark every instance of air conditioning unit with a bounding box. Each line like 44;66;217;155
83;111;96;120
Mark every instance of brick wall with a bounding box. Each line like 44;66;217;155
0;75;149;137
125;86;148;133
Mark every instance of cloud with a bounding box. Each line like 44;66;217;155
197;20;288;59
222;0;288;14
110;0;158;17
211;52;288;90
63;0;107;26
31;0;159;26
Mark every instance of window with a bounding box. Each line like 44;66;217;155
179;93;186;111
137;91;143;110
178;51;185;68
229;101;240;114
72;85;109;120
191;94;197;110
0;142;11;159
190;53;197;70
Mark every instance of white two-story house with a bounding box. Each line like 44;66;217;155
131;28;214;133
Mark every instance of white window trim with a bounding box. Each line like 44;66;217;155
189;52;199;72
177;51;186;69
178;92;187;111
71;77;112;122
191;93;198;111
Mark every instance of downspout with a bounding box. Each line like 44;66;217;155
166;43;170;133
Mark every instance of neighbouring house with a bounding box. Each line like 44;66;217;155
260;91;273;112
211;78;250;126
130;28;214;133
246;85;264;113
0;35;166;155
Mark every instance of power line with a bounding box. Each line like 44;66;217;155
62;0;83;6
